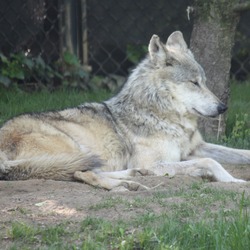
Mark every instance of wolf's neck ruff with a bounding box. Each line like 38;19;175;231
105;52;198;137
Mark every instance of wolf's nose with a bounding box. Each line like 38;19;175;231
217;103;227;114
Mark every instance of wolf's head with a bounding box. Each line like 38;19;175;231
148;31;227;118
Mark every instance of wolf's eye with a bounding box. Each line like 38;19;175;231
165;61;173;67
191;81;200;87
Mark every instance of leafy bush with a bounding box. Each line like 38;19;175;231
0;53;30;86
0;51;89;90
58;51;89;88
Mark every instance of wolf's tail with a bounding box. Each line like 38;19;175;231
0;151;103;181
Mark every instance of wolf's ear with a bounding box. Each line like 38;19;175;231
166;31;188;53
148;35;166;61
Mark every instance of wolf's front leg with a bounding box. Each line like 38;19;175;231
191;142;250;164
73;169;152;191
152;158;245;182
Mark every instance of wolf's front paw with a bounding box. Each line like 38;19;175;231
0;163;8;173
135;169;155;176
231;178;246;183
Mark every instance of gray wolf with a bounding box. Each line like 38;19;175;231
0;31;249;190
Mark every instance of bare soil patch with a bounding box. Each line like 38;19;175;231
1;164;250;227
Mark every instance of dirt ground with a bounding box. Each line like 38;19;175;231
1;164;250;229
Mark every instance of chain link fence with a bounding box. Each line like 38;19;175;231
0;0;249;90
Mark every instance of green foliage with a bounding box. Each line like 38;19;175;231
59;51;89;88
0;51;89;89
223;113;250;148
222;81;250;148
0;53;28;86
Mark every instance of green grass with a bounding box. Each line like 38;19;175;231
0;85;112;126
227;81;250;129
224;81;250;148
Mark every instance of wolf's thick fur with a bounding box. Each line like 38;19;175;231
1;31;250;190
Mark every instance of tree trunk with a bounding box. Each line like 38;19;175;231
190;0;241;140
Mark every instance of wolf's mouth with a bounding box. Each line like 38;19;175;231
192;108;217;118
